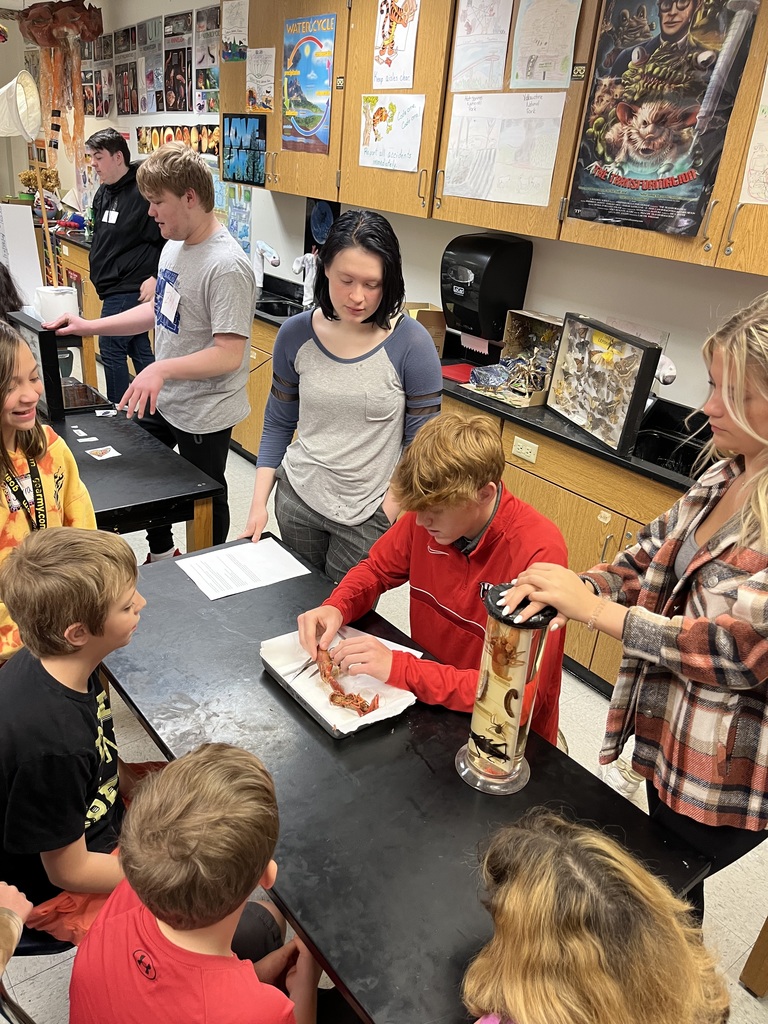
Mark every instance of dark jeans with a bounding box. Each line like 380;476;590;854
138;407;232;553
99;291;155;405
646;782;768;922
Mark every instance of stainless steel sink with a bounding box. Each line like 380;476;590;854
253;293;304;325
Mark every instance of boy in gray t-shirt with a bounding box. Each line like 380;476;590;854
45;144;256;560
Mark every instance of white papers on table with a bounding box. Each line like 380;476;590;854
359;94;425;172
176;539;310;600
739;58;768;205
510;0;582;90
443;91;566;206
451;0;514;92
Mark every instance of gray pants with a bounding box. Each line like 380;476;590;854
275;467;390;583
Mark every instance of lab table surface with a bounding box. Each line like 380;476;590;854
103;541;709;1024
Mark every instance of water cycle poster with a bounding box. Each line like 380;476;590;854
567;0;756;235
283;14;336;155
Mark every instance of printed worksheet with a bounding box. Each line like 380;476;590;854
177;539;310;600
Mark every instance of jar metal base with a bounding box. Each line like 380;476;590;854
455;744;531;795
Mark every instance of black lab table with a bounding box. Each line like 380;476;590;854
104;540;709;1024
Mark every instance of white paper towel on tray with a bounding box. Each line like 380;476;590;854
260;627;418;736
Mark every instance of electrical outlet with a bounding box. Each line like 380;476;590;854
512;436;538;463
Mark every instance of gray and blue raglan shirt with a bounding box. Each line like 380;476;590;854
257;309;442;526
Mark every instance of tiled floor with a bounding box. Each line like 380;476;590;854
3;446;767;1022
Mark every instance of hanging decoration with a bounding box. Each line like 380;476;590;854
18;1;103;202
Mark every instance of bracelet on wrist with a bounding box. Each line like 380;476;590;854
586;597;608;632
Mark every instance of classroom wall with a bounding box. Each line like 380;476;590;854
4;0;766;410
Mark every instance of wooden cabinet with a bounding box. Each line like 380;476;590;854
587;517;643;684
54;239;100;389
560;0;768;270
220;0;349;202
338;0;456;217
231;319;279;459
431;0;601;238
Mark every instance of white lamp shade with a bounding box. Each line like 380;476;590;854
0;71;42;142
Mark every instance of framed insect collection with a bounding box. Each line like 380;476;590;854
546;314;661;455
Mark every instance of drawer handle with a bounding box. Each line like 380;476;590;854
599;533;614;563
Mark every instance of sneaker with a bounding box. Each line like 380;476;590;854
143;548;182;565
601;757;643;797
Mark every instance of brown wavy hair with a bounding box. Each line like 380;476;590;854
462;809;729;1024
137;142;214;212
391;412;505;510
699;292;768;550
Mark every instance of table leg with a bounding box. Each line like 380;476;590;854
186;496;213;552
741;915;768;997
81;334;99;388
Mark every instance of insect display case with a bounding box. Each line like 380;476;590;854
546;313;661;454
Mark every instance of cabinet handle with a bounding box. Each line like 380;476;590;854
599;533;614;563
417;168;427;207
724;203;744;256
265;152;273;183
434;169;445;210
273;151;279;185
701;199;718;252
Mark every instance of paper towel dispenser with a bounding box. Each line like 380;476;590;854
441;232;532;343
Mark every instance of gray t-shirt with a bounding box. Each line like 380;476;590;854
153;228;256;433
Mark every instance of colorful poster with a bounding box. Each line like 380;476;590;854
739;57;768;204
510;0;582;89
222;113;267;185
373;0;420;89
138;17;164;113
93;33;115;118
196;6;221;113
164;11;193;113
282;14;336;155
359;93;425;171
226;185;252;254
450;0;513;91
247;47;276;112
81;69;95;116
222;0;248;61
444;91;566;206
568;0;757;235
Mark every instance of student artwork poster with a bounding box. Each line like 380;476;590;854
222;114;267;186
567;0;757;235
373;0;420;89
359;94;425;172
282;14;336;155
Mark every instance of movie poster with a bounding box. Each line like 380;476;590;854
568;0;757;235
282;14;336;155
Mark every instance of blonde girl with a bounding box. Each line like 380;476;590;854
0;324;95;658
463;809;729;1024
500;293;768;919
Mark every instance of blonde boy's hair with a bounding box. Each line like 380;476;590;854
391;413;505;510
120;743;279;930
0;528;138;657
462;809;729;1024
136;142;214;212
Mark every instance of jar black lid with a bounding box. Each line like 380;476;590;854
483;583;558;629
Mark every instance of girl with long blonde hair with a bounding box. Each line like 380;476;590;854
463;810;729;1024
500;293;768;919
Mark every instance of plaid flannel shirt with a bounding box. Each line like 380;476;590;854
584;458;768;830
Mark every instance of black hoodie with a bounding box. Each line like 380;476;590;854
89;164;164;298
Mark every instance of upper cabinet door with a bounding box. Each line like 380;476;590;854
432;0;602;239
559;0;768;267
338;0;456;217
271;0;350;201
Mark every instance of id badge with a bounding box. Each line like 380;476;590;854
160;282;181;321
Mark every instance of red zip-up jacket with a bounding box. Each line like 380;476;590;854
324;485;568;745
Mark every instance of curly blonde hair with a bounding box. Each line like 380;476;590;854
699;292;768;550
462;809;729;1024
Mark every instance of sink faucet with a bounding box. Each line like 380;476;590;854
252;240;280;291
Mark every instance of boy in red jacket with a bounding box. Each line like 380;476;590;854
298;413;567;745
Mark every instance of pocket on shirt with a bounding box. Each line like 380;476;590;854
365;392;398;423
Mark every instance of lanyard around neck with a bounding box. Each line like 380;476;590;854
4;456;47;531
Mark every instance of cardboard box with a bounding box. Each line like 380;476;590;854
404;302;446;358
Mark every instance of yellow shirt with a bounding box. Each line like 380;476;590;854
0;426;96;659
